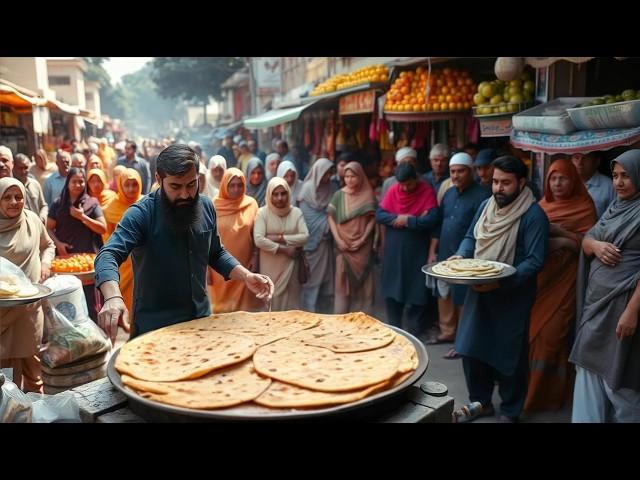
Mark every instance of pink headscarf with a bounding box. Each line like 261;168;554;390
380;180;437;216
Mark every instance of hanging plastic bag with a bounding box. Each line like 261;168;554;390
0;257;40;298
40;275;111;368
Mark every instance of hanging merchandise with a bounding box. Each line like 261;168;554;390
312;114;323;156
369;102;379;142
356;116;367;148
335;118;347;151
411;122;428;150
467;116;480;143
325;113;336;159
378;119;393;151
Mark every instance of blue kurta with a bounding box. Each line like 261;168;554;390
434;183;491;305
454;199;549;376
95;190;240;336
376;206;441;306
422;171;450;194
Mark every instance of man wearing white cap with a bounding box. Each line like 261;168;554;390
380;147;417;200
427;152;491;356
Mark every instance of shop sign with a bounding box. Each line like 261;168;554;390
479;116;513;137
339;90;376;115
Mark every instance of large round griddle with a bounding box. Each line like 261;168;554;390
107;325;428;422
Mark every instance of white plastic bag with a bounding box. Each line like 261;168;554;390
0;257;36;298
0;374;81;423
40;275;111;368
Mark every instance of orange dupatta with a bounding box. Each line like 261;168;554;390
102;168;143;320
210;168;260;313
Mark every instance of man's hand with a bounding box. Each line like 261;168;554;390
472;282;500;293
245;273;274;303
593;240;622;267
447;255;463;261
616;306;638;340
40;264;51;283
98;296;130;345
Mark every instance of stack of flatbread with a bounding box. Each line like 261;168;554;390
0;274;40;298
116;311;418;412
431;259;504;278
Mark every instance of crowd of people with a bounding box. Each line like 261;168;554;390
0;133;639;424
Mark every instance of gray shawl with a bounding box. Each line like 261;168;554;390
570;149;640;390
244;157;267;207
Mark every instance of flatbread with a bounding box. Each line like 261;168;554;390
255;379;390;408
377;334;418;373
253;339;400;392
14;285;40;298
432;259;503;278
160;310;321;346
289;312;396;352
115;329;256;381
122;360;271;409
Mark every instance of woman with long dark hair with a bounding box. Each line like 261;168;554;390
47;167;107;321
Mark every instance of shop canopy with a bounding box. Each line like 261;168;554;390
0;84;40;111
510;127;640;154
243;101;318;130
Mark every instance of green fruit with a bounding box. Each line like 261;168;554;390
520;71;532;82
523;80;535;93
499;105;508;113
473;93;486;106
510;94;524;103
490;94;503;105
636;92;640;100
509;79;523;89
591;98;605;105
606;98;617;104
603;94;614;100
621;89;636;100
481;84;496;98
477;81;490;94
615;95;623;102
507;103;519;113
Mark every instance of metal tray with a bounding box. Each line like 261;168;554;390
107;325;429;422
422;261;517;285
0;284;53;308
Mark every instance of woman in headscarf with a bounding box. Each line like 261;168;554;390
277;160;303;206
210;168;261;313
0;177;55;392
525;158;597;413
87;169;117;243
244;157;267;207
47;167;107;321
254;177;309;311
86;155;104;172
109;165;127;192
298;157;336;312
376;163;440;336
205;154;226;199
103;168;143;323
327;161;377;314
570;149;640;423
265;153;281;181
29;149;57;188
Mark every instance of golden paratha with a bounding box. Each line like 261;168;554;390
254;379;390;409
116;329;256;381
432;259;503;278
122;360;271;409
289;312;396;352
160;310;321;346
253;339;400;392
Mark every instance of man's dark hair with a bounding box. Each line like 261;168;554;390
337;151;355;164
156;144;199;179
277;140;289;150
396;163;418;182
463;142;479;152
492;155;528;180
126;141;137;151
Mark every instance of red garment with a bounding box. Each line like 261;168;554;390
380;180;437;216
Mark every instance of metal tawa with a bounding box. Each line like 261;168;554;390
420;381;448;397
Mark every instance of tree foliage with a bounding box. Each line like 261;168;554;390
151;57;245;104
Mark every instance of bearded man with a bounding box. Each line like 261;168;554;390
94;144;273;342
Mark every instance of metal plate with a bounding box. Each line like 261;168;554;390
107;325;428;422
0;284;53;308
422;261;517;286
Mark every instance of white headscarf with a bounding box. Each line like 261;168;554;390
206;155;227;199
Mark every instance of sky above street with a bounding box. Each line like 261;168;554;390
104;57;152;84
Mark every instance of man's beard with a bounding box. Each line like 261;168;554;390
494;188;521;209
160;185;202;233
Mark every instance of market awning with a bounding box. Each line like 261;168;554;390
44;97;80;115
524;57;595;68
243;101;318;129
510;127;640;154
301;82;388;105
0;84;40;110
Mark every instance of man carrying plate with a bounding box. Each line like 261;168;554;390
449;155;549;423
